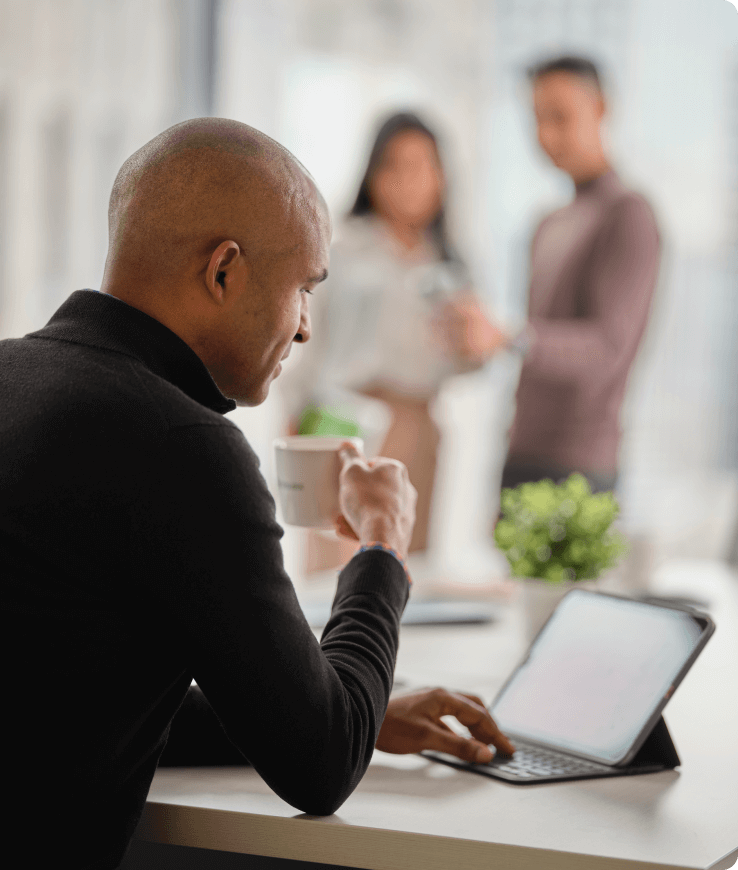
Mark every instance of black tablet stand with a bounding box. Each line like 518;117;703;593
626;715;680;769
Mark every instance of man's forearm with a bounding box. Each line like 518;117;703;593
142;425;410;816
522;317;616;385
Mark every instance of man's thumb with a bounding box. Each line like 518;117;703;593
339;440;363;465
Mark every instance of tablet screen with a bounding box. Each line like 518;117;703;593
491;591;706;764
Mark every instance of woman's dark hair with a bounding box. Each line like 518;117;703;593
349;111;457;262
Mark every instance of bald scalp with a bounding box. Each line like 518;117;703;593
105;118;323;293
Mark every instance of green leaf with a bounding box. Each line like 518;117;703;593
298;405;361;438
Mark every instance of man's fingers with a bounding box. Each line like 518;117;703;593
338;441;365;467
458;692;487;710
334;515;359;540
441;691;515;756
424;723;493;765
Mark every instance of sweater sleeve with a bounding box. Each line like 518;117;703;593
522;195;660;395
133;422;408;816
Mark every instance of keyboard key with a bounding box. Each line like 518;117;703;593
487;740;612;779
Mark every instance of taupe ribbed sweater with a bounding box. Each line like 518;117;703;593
509;170;661;474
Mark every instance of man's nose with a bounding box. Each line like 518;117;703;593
294;301;311;344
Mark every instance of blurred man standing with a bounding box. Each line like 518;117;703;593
502;56;661;493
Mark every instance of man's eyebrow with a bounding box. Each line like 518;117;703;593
306;269;328;285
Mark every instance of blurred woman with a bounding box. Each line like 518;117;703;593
282;112;506;559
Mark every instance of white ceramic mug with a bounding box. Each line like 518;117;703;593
273;436;364;528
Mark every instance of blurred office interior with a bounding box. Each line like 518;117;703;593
0;0;736;581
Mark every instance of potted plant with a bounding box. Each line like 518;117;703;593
298;392;392;459
494;473;627;641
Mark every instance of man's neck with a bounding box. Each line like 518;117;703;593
570;157;612;188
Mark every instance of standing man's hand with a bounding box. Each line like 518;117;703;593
334;442;416;560
433;297;509;367
376;688;515;763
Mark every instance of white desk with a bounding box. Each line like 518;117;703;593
129;560;738;869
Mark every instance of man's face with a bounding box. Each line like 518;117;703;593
533;72;605;178
213;194;331;407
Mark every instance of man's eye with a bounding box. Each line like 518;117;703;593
301;288;313;295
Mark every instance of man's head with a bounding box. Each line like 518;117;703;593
527;56;609;184
102;118;331;406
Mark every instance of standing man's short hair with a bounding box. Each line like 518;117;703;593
527;55;604;92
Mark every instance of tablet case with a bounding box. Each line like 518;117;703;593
624;715;680;770
424;715;681;784
425;592;713;784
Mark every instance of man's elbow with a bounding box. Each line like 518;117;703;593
272;742;370;816
293;794;347;817
277;774;357;817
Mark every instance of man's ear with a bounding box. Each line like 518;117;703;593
205;240;242;303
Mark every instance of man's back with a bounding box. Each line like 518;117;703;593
2;290;409;868
2;291;241;864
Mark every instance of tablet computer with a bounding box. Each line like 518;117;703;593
424;589;715;783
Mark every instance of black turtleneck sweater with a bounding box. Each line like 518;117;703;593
1;290;409;870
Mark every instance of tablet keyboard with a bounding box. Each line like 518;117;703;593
487;740;613;780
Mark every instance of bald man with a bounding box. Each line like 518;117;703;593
1;119;512;869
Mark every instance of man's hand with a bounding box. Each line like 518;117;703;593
376;687;515;764
433;297;509;367
334;442;416;559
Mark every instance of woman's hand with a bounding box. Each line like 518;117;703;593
376;687;515;763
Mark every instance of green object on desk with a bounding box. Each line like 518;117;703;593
298;404;362;438
495;472;627;582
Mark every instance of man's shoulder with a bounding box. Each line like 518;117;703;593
133;361;237;433
0;331;151;413
0;331;235;443
532;198;574;234
605;175;658;223
121;364;254;472
602;183;660;241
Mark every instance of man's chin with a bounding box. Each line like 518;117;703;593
551;156;579;177
234;388;269;408
226;379;270;408
228;368;280;408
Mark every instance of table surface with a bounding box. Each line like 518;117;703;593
134;559;738;870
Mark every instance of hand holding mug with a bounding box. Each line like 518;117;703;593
273;436;363;529
335;441;416;560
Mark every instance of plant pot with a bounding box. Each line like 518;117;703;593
519;577;596;644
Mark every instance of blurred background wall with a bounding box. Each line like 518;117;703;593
0;0;736;578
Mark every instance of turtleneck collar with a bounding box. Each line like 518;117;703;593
29;290;237;415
